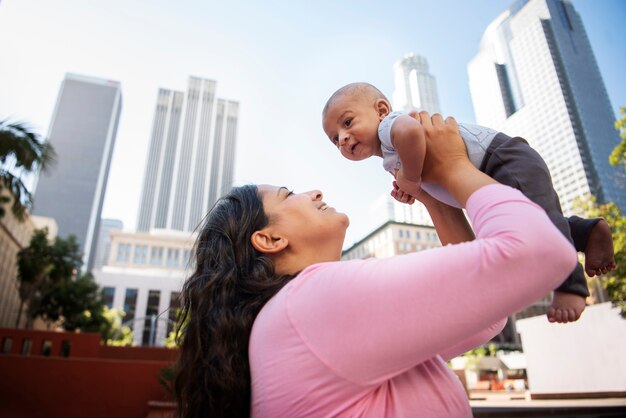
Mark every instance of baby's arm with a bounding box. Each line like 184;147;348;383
391;115;426;198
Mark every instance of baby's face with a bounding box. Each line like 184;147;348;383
322;94;384;161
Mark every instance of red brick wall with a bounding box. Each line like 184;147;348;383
0;329;178;418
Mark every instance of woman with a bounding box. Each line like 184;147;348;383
174;113;577;417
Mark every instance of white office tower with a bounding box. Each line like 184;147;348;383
137;76;239;233
468;0;625;214
392;53;441;113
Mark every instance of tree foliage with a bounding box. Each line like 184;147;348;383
99;306;134;346
574;195;626;318
610;107;626;169
16;228;105;329
0;119;56;220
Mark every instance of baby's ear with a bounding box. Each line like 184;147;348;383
376;99;391;120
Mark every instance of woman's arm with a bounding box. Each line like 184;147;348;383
285;114;577;385
288;186;576;384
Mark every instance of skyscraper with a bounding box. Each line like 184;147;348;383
468;0;625;214
33;73;122;271
137;76;239;233
392;53;441;113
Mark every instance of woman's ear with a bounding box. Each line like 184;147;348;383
251;229;288;254
376;99;391;120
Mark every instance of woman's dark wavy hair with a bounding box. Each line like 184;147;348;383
174;184;294;418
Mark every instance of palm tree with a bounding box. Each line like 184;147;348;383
0;118;56;220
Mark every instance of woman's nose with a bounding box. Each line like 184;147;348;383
306;190;323;201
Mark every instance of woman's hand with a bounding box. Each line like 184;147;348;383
409;111;497;207
409;111;469;185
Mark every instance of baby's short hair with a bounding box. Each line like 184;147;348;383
323;82;390;116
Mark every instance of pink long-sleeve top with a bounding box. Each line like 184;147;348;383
249;185;577;417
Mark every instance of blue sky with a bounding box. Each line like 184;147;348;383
1;0;624;247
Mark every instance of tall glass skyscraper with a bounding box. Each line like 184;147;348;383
468;0;625;214
392;53;441;114
33;73;122;271
137;76;239;233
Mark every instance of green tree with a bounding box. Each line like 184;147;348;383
34;271;106;331
99;306;134;346
610;107;626;169
15;228;53;327
574;195;626;318
15;228;106;330
0;119;56;220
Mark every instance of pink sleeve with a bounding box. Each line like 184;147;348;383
438;318;507;361
286;184;577;385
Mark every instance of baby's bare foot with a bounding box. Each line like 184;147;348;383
584;219;616;277
547;291;586;323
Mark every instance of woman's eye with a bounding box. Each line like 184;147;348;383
286;190;294;197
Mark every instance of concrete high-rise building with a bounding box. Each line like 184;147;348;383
137;76;239;233
392;53;441;113
468;0;625;214
33;73;122;270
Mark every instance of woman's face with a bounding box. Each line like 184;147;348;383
258;185;349;259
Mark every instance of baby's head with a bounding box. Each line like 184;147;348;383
322;82;392;161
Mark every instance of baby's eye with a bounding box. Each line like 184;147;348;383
343;118;352;128
331;136;339;145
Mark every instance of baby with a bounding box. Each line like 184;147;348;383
322;82;616;323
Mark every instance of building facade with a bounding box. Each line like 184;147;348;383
0;192;56;328
369;193;434;229
137;76;239;233
392;53;442;113
342;221;440;261
32;73;122;270
0;204;35;328
467;0;625;214
94;229;194;346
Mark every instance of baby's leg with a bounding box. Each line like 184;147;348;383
569;216;616;277
480;134;589;323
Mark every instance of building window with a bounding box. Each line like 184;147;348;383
415;231;421;240
61;340;71;358
183;249;191;269
399;230;403;238
150;247;164;266
166;248;180;268
2;337;12;353
142;290;161;346
167;291;181;335
116;243;131;262
124;288;138;323
102;287;115;309
21;339;32;356
41;340;53;356
134;245;148;265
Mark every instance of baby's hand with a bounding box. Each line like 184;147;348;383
391;181;415;205
395;167;422;198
